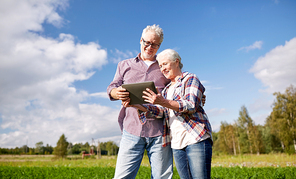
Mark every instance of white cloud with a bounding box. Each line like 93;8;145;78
248;94;273;114
0;0;121;148
200;81;223;95
238;41;263;52
252;113;270;126
0;0;68;41
207;108;227;117
1;104;121;148
90;92;109;98
206;108;230;131
110;49;138;63
247;94;274;125
250;37;296;93
99;135;122;146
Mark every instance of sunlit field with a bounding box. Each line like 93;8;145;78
212;153;296;167
1;154;296;178
1;154;295;167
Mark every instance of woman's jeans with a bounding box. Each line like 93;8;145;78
172;138;212;179
114;129;173;179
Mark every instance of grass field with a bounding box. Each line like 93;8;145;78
1;153;295;167
0;154;296;178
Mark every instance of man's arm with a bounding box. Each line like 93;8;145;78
107;61;130;101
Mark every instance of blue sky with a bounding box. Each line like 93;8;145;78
1;0;296;148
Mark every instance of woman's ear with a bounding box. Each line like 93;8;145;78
176;58;180;66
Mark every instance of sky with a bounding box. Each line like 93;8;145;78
1;0;296;148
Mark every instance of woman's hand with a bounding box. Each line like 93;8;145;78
122;98;131;108
142;87;166;105
122;99;145;111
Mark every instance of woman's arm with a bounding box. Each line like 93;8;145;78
122;98;165;119
177;74;205;114
122;99;147;112
143;88;180;111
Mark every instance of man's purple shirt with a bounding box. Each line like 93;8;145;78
107;54;170;137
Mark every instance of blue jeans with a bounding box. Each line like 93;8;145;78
172;138;212;179
114;129;173;179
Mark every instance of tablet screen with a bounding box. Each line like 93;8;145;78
122;81;157;105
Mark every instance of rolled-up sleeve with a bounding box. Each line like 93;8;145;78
139;104;165;124
107;61;124;101
176;75;205;114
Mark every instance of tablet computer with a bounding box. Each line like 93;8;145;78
122;81;157;105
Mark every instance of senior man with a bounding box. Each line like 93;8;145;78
107;24;173;179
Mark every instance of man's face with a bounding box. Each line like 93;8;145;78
140;31;161;61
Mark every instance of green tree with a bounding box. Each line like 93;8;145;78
21;145;29;154
236;106;252;154
212;131;219;154
100;141;119;155
67;143;73;155
251;124;264;155
216;122;236;154
35;141;43;154
236;106;263;154
265;115;283;152
29;148;34;155
44;144;53;154
81;142;90;154
269;85;296;153
72;143;82;154
53;134;69;158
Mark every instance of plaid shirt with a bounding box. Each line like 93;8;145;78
139;72;212;147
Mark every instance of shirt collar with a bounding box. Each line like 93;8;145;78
178;71;189;82
135;53;157;62
134;53;141;62
165;71;189;88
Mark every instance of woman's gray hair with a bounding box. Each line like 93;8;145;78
156;49;183;70
142;24;164;44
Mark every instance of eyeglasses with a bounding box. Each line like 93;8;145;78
141;38;160;49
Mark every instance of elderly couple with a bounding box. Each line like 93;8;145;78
107;24;212;179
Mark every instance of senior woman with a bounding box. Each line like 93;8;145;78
123;49;212;179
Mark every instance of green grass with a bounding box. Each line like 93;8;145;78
211;167;296;179
1;154;296;178
1;166;295;179
0;155;117;168
1;153;295;167
212;153;296;167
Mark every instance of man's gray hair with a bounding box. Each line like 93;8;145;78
142;24;164;44
156;49;183;70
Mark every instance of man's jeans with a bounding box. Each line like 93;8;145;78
114;129;173;179
173;138;212;179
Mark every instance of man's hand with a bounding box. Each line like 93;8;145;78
202;95;206;106
110;86;130;101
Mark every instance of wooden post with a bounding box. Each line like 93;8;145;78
97;141;101;159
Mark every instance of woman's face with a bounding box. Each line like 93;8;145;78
158;56;180;81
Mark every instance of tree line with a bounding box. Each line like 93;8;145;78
0;134;119;157
213;85;296;155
